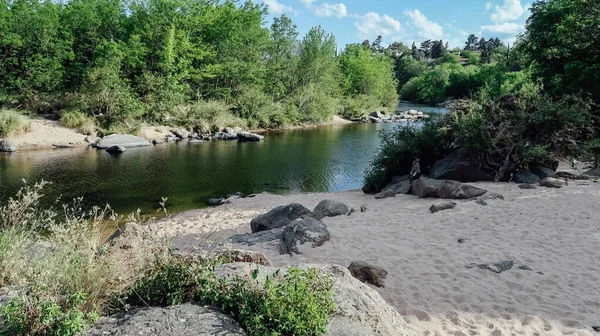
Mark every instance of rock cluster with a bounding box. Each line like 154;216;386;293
365;110;430;123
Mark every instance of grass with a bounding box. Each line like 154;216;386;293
59;110;96;135
0;109;31;137
0;182;336;336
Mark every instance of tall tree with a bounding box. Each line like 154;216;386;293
465;34;478;51
266;14;298;100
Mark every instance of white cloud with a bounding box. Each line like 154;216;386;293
485;2;493;12
482;22;523;34
404;9;444;40
354;12;402;40
262;0;294;14
312;2;347;18
490;0;526;23
298;0;315;7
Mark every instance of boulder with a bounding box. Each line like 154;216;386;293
188;139;204;144
429;149;495;182
214;132;238;140
411;177;487;199
171;129;190;139
152;139;164;145
207;198;225;206
279;217;330;255
429;201;457;213
84;304;246;336
95;134;151;149
539;177;568;188
213;263;411;336
519;184;537;190
514;170;540;184
223;127;235;134
554;171;590;180
105;145;126;153
348;261;388;288
368;116;381;123
250;203;315;233
230;227;284;246
313;200;350;219
369;111;386;119
237;131;264;142
375;178;411;199
531;164;555;179
0;139;16;152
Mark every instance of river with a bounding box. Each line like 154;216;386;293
0;104;447;215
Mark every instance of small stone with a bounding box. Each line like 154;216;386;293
105;145;126;153
360;204;368;212
347;208;356;216
458;238;470;244
475;198;488;206
207;198;225;206
348;261;388;288
152;139;164;145
430;201;456;213
517;265;533;271
539;177;568;188
519;184;537;190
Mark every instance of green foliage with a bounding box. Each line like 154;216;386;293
519;0;600;103
234;86;287;129
173;100;246;133
127;257;336;336
1;291;98;336
0;110;30;137
363;117;454;193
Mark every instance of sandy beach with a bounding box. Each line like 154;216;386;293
154;181;600;335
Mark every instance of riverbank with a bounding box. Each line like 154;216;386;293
3;115;355;151
153;181;600;335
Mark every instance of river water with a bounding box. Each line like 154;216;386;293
0;104;447;215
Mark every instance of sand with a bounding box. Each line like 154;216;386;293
8;118;89;150
155;181;600;335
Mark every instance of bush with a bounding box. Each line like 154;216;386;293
173;100;247;133
128;258;336;336
59;110;96;135
340;94;381;120
286;84;341;123
0;110;31;137
363;117;455;193
234;86;288;129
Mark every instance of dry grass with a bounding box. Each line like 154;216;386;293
0;109;31;137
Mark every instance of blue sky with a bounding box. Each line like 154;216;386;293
257;0;530;48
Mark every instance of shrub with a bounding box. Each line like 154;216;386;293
0;110;31;137
286;84;341;123
59;110;96;135
234;86;288;129
363;117;455;193
173;100;247;133
340;94;381;120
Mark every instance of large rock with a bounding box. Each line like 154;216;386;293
280;217;330;255
105;145;126;153
0;139;16;152
84;304;246;336
230;228;285;246
539;177;568;188
237;131;264;141
429;149;495;182
514;170;540;184
95;134;151;149
531;164;555;179
171;129;190;139
411;177;487;199
375;178;411;199
250;203;315;233
214;263;412;336
369;111;386;119
313;200;349;219
348;261;388;288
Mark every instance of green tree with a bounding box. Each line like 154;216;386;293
266;14;299;100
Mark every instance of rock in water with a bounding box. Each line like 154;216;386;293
214;263;410;336
539;177;568;188
429;149;496;182
171;128;190;139
84;304;246;336
430;201;457;213
313;199;349;219
514;170;540;184
0;139;16;152
237;131;264;141
105;145;126;153
250;203;315;233
95;134;151;149
411;177;487;199
348;261;388;288
531;164;555;179
369;111;386;119
279;217;330;255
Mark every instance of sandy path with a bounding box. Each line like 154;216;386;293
155;182;600;335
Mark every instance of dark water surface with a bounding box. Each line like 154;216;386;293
0;104;447;215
